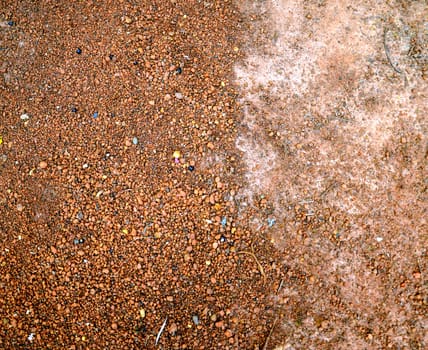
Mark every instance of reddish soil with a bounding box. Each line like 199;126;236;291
1;1;426;350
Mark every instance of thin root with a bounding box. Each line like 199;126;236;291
237;250;266;282
263;317;279;350
383;28;402;74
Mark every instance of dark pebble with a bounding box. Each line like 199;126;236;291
175;67;182;74
79;238;85;244
133;61;138;65
71;107;78;113
109;53;114;60
188;165;195;172
76;48;82;54
7;21;14;26
93;112;98;118
220;235;227;243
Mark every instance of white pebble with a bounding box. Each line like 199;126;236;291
20;113;30;120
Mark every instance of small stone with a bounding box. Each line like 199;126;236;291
92;112;98;119
71;107;77;113
168;323;178;334
16;204;23;212
207;142;214;149
173;150;181;159
215;320;224;328
123;16;132;24
132;137;139;145
76;48;82;54
188;165;194;171
39;161;48;169
192;315;199;325
8;21;15;26
20;113;30;120
139;308;145;319
77;211;83;220
175;67;182;74
225;329;233;338
125;139;132;147
175;92;183;99
111;323;118;330
166;296;174;302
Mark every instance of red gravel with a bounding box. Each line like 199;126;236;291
2;1;426;350
1;1;282;349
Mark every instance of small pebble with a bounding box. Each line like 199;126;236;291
82;163;89;169
8;21;14;26
175;67;182;74
220;235;227;243
192;315;199;325
175;92;183;99
173;150;181;159
71;107;77;113
20;113;30;120
39;161;48;169
132;137;139;145
76;48;82;54
73;238;80;245
221;217;227;227
267;218;276;227
188;165;195;171
123;16;132;24
77;211;84;220
92;112;98;119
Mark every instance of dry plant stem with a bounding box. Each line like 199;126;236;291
384;27;402;74
237;250;266;282
155;317;168;346
262;317;279;350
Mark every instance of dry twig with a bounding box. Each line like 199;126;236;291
263;317;279;350
155;317;168;346
383;28;402;74
237;249;266;283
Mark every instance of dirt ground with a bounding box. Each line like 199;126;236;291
0;0;426;349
